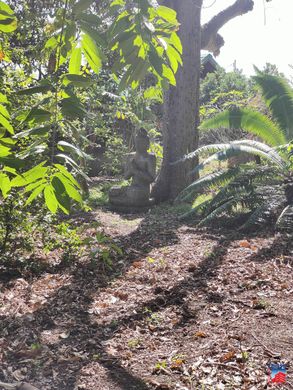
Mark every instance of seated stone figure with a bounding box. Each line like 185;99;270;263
109;128;156;211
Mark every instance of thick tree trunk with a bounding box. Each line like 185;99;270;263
152;0;203;202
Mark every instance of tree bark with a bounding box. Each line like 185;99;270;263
152;0;203;201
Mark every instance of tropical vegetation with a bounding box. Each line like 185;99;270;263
178;71;293;232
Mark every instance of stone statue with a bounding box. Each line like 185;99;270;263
109;128;156;211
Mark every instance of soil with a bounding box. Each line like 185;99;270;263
0;203;292;390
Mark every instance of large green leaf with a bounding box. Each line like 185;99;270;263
200;108;286;146
12;163;48;187
191;142;285;175
54;172;82;203
24;108;51;125
25;182;46;205
81;33;102;73
69;46;82;74
253;71;293;141
44;185;58;213
79;21;106;48
0;112;13;134
0;172;11;198
0;6;17;32
61;97;87;119
15;125;51;139
57;140;84;158
0;103;10;119
17;85;52;96
62;74;92;88
156;5;177;22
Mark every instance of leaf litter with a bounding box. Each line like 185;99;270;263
0;206;292;389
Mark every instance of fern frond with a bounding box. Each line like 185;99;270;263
200;108;286;146
253;72;293;141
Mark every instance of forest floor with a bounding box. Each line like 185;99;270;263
0;186;293;390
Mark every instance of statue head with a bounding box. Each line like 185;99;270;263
135;128;150;154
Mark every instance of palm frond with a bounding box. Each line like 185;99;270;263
176;167;240;202
200;108;286;146
198;193;256;227
172;143;232;165
276;205;293;232
239;199;283;231
190;142;285;176
179;198;211;221
253;72;293;141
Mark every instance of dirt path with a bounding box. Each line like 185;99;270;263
0;206;292;389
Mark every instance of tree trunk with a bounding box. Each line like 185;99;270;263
152;0;203;202
152;0;254;202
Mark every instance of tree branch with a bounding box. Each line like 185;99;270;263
201;0;254;56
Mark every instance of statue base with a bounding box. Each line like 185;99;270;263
108;199;155;214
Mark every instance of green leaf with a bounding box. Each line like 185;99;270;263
24;108;51;125
44;185;58;213
200;108;287;146
170;32;182;55
81;33;102;73
0;103;10;119
78;13;102;27
156;5;177;22
79;21;106;48
24;179;46;192
25;183;46;205
162;64;176;86
17;85;52;96
0;1;14;16
55;172;82;203
54;164;80;188
0;156;24;169
52;176;70;214
0;92;8;103
20;163;48;186
73;0;94;14
0;17;17;33
0;112;13;134
15;125;51;138
0;144;11;157
0;172;11;198
149;47;163;75
253;72;293;141
62;73;92;88
57;140;84;157
61;97;87;119
69;46;82;74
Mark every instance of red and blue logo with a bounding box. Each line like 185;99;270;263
267;363;287;384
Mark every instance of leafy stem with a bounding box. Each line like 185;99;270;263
51;0;69;164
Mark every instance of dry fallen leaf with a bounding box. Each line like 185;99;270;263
219;350;236;362
239;240;251;248
170;358;185;370
195;331;208;338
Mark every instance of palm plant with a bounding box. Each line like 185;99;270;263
177;71;293;231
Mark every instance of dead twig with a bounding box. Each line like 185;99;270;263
0;382;40;390
250;333;281;358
